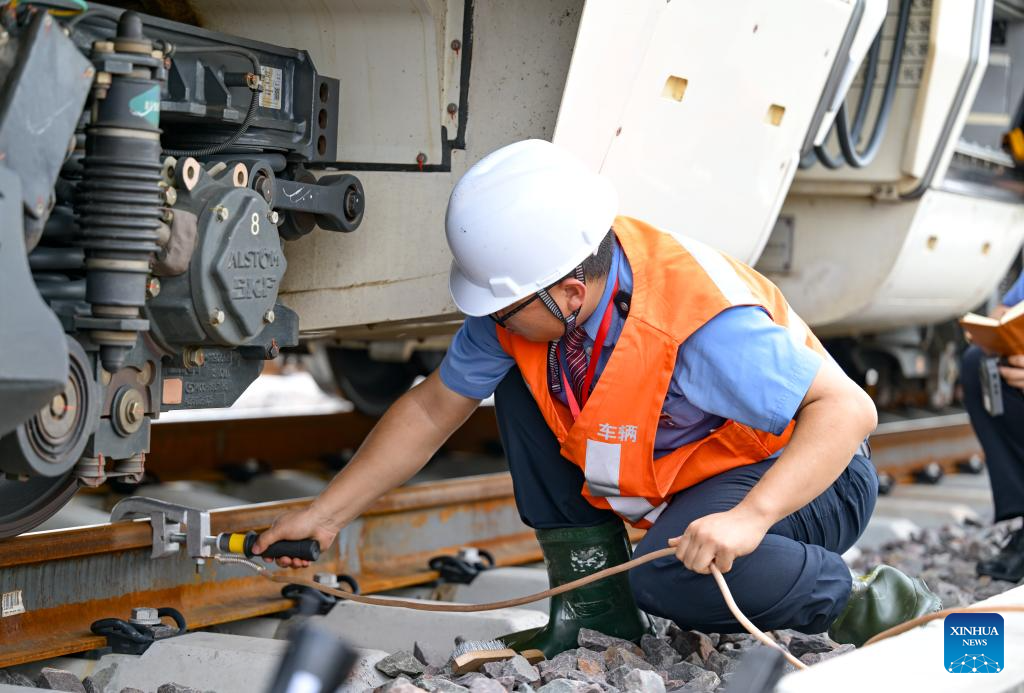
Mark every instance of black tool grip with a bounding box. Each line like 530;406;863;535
219;532;321;561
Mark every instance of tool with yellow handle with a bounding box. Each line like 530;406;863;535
217;531;320;561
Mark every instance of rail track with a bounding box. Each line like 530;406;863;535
0;474;557;668
0;406;991;680
141;406;983;488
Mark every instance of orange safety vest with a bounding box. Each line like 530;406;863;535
496;216;828;528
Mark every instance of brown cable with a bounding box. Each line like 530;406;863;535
709;564;806;669
264;547;677;612
249;546;808;670
239;552;1024;669
864;604;1024;647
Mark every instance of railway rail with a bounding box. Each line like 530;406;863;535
142;407;983;487
0;474;554;668
0;410;988;673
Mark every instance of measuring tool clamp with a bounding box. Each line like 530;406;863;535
109;496;320;566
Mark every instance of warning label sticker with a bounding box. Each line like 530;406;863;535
2;590;25;617
259;66;283;110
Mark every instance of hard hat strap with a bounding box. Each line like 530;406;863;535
536;263;585;333
543;264;586;394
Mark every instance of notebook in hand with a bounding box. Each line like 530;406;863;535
959;301;1024;356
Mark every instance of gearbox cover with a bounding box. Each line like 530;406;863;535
192;187;285;346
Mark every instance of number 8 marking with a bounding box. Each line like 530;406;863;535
251;212;260;235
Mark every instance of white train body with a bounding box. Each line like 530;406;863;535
190;0;1024;347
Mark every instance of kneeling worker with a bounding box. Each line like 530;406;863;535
255;140;940;653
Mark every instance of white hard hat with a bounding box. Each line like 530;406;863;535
446;139;618;317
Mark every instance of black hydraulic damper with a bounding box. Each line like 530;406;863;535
76;11;166;372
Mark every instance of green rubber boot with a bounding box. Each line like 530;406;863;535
500;520;651;658
828;565;942;647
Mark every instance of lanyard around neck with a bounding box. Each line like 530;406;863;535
558;277;620;420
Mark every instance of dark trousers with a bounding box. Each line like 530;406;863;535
494;367;877;634
962;346;1024;522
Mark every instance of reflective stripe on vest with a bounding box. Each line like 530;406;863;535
585;433;667;525
495;216;828;528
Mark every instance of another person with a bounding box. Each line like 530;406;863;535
963;268;1024;581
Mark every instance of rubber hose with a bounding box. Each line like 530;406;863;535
835;0;912;168
810;7;885;169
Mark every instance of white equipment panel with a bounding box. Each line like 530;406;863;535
553;0;863;263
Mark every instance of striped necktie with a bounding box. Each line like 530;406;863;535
562;325;590;405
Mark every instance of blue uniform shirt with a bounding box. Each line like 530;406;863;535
440;239;823;459
1002;271;1024;307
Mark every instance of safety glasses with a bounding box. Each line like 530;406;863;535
489;292;542;328
489;269;581;329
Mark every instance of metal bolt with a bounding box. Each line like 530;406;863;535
182;346;205;369
0;31;9;45
145;277;161;299
161;208;174;224
130;607;160;625
163;187;178;206
35;201;45;216
268;210;280;225
263;309;276;324
451;39;461;51
115;389;146;435
50;393;68;418
209;309;225;326
458;547;482;564
314;573;341;588
125;400;142;424
213;206;229;222
447;102;458;115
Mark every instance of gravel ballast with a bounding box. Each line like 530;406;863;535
6;520;1021;692
370;520;1024;692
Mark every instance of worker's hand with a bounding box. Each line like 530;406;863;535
999;354;1024;389
668;506;772;575
252;507;339;568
